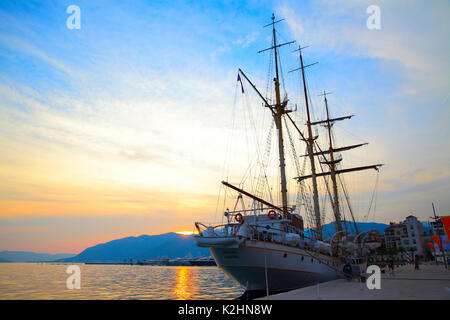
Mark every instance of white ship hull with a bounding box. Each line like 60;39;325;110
210;239;367;293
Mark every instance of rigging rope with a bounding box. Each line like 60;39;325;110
254;119;275;203
338;173;358;235
216;80;240;224
364;171;380;222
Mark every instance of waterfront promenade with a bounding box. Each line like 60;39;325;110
260;264;450;300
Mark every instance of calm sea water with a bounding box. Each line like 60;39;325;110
0;263;244;300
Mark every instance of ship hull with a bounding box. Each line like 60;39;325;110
210;240;366;292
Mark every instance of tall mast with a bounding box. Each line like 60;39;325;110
256;14;295;216
271;14;288;216
320;91;343;233
237;14;295;217
294;45;322;239
294;89;384;236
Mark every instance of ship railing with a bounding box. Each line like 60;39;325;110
195;222;241;237
195;221;311;248
225;207;280;215
246;224;308;247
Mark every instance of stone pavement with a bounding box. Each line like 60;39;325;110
259;264;450;300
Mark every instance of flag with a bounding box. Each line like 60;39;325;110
405;252;411;263
427;242;434;251
441;216;450;238
237;74;244;94
432;235;442;250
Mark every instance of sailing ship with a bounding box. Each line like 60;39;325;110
193;14;383;297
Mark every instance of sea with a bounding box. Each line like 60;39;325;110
0;263;244;300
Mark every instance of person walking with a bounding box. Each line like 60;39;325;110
388;258;394;276
414;255;419;270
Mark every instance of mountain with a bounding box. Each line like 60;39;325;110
0;251;75;262
58;232;210;263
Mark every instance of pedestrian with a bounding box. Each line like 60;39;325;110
343;263;353;281
414;255;419;270
388;258;394;276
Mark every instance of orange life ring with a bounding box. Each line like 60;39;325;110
268;210;277;220
235;213;243;222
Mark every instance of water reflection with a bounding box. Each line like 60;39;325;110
0;263;243;300
173;267;192;299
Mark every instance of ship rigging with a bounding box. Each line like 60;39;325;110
193;14;383;297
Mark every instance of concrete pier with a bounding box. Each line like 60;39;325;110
259;264;450;300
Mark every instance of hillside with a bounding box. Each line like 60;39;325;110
0;251;75;262
58;232;210;263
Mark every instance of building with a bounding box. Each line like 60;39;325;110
384;215;426;258
430;219;445;236
384;223;407;249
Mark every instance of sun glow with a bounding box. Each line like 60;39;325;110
176;231;197;236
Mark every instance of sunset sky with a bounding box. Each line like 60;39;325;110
0;0;449;254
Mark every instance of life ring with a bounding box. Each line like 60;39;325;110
268;210;277;220
235;213;243;223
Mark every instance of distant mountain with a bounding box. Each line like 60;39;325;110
58;232;210;263
305;221;389;239
0;251;75;263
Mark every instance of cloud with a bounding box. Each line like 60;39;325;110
0;34;73;76
1;1;449;253
278;0;450;95
233;31;259;48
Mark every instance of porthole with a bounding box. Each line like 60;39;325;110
283;253;287;258
311;258;314;263
301;256;304;261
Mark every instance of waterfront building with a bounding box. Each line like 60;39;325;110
384;215;426;258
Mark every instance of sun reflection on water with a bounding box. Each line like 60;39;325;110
173;267;192;299
0;263;243;299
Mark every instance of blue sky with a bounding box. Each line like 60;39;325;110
0;0;449;253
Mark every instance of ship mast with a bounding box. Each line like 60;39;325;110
290;45;322;240
294;90;384;236
258;14;295;216
271;15;288;216
319;91;343;234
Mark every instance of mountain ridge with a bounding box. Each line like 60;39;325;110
57;232;210;263
0;251;75;263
